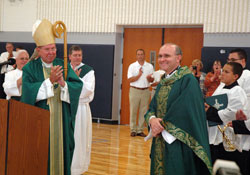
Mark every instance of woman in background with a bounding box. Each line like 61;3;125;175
204;60;222;97
190;59;207;96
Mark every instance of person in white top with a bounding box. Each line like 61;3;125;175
206;62;249;175
0;42;18;99
3;49;29;100
227;49;250;102
69;45;95;175
225;48;250;175
127;49;154;137
0;42;17;74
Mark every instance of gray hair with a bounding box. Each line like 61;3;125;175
16;49;29;59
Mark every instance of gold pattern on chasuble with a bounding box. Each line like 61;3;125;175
152;75;176;174
152;67;212;174
161;121;213;173
156;66;191;120
43;66;64;175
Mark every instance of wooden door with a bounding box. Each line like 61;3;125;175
120;27;203;125
164;28;203;67
120;28;162;124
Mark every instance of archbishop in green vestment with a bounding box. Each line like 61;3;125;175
145;43;212;175
21;19;83;175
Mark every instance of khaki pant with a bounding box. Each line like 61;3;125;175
129;87;150;133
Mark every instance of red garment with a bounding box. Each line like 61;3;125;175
204;72;220;97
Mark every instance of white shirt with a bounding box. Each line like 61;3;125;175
215;69;250;149
3;68;22;100
208;84;248;151
127;61;154;88
0;51;17;74
238;69;250;101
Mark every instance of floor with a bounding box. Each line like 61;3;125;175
84;123;151;175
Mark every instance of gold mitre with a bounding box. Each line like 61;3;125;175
32;19;55;47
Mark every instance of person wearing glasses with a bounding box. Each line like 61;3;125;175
210;48;250;175
227;48;250;98
3;49;29;101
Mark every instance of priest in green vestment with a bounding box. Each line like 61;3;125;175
21;19;83;175
144;43;212;175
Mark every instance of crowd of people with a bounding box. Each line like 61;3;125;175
1;19;250;175
128;44;250;174
0;19;95;175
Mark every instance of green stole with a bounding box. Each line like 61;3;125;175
43;67;64;175
145;66;212;175
78;64;93;78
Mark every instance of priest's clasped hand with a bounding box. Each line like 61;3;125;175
50;65;65;87
149;118;164;137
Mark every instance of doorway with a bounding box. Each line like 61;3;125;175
120;27;203;124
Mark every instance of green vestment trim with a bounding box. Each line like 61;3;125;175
21;58;83;175
78;64;93;78
145;66;212;175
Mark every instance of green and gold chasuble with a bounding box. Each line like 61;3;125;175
21;58;83;175
145;66;212;175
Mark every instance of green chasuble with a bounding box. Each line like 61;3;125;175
21;58;83;175
145;66;212;175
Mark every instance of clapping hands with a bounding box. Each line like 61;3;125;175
50;65;65;87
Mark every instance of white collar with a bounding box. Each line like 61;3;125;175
136;61;145;67
165;66;180;79
165;70;177;79
71;62;84;70
41;59;53;68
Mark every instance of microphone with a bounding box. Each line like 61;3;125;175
0;58;16;66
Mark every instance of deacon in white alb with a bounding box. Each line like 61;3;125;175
69;45;95;175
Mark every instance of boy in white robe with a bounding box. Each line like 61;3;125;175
69;45;95;175
206;62;249;175
3;49;29;100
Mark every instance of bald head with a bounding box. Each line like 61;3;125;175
158;43;182;74
161;43;182;56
